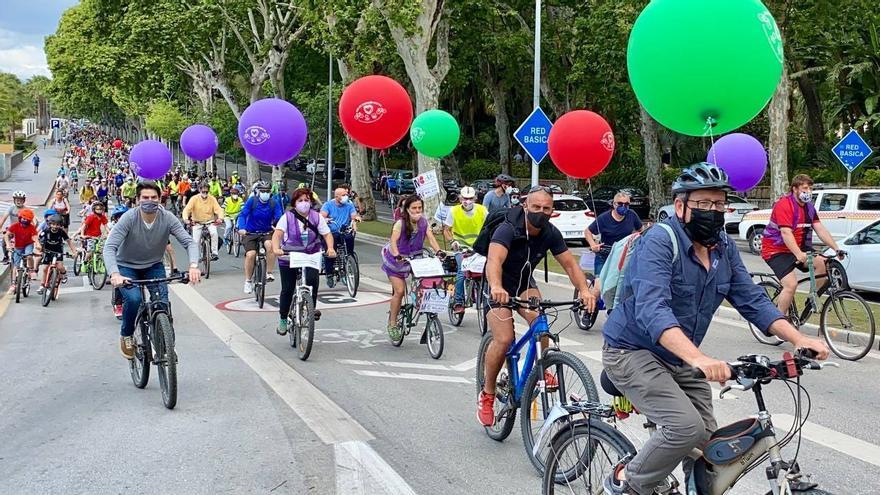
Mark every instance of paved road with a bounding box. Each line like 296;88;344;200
3;157;880;493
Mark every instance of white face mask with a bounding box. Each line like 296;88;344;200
461;199;474;211
259;192;270;202
295;201;311;214
231;194;239;200
340;195;350;204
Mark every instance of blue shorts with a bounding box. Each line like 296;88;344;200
12;244;35;266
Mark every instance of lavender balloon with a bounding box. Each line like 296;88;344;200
238;98;307;165
129;140;173;180
707;133;767;192
180;124;218;161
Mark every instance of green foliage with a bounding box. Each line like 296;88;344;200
859;169;880;186
145;101;190;140
460;158;500;182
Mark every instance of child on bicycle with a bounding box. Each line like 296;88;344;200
75;201;109;266
36;214;79;295
5;209;38;293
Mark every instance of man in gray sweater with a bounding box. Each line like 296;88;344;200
104;181;201;359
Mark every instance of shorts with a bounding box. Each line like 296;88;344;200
243;233;272;252
41;251;64;265
766;253;809;280
12;245;35;266
486;276;538;308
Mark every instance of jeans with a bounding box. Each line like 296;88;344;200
118;262;169;337
454;252;466;304
324;230;355;274
593;253;607;276
193;223;219;255
223;217;237;242
279;264;319;318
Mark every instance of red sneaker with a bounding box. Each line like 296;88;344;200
113;304;123;318
544;369;559;389
453;303;465;314
477;390;496;427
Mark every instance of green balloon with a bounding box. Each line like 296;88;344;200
410;110;460;158
627;0;784;136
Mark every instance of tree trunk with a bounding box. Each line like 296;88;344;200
639;106;664;219
442;155;462;185
488;76;511;175
271;164;284;188
768;66;791;200
336;58;376;221
246;155;260;186
794;68;826;161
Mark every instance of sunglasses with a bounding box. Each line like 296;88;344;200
614;202;630;207
527;185;553;194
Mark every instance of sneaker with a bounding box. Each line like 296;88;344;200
8;283;16;294
266;273;275;282
387;324;401;342
120;336;135;360
61;274;68;284
326;274;336;289
244;280;253;294
314;310;322;321
211;253;219;261
113;304;123;318
603;462;637;494
544;369;559;389
477;390;496;427
453;303;465;314
277;319;288;336
37;286;45;295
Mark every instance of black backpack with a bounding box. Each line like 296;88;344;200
472;206;526;256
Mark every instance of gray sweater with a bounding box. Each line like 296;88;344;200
103;208;198;275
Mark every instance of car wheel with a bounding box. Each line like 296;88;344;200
827;260;850;290
658;210;668;221
747;227;764;255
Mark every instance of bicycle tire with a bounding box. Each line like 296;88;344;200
521;351;600;476
15;271;23;303
542;419;636;493
226;235;233;254
425;315;444;359
749;281;785;346
344;254;359;298
154;312;177;409
475;332;517;441
234;233;242;258
73;252;83;276
90;257;107;290
572;287;598;331
130;312;151;389
201;238;211;279
477;279;489;336
51;273;60;301
255;257;266;308
390;307;407;347
21;272;30;298
820;290;876;361
447;297;465;327
41;270;56;307
295;291;315;361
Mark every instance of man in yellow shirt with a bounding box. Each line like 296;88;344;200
222;187;245;247
442;186;488;314
182;181;224;260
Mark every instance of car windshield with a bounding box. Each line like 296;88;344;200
399;172;414;179
554;199;587;212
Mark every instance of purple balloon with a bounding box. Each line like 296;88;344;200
707;133;768;192
129;140;172;180
238;98;307;165
180;124;218;161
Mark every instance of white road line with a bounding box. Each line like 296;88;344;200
170;284;373;444
353;369;471;384
774;414;880;468
81;275;89;287
577;350;603;362
336;358;450;371
334;441;417;495
450;357;477;372
60;286;94;294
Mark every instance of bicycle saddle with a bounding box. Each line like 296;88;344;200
600;370;623;397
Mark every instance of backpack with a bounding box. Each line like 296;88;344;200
598;222;678;311
472;207;525;256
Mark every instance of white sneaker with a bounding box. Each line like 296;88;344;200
244;280;253;294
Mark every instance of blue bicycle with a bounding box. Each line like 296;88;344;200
476;297;598;475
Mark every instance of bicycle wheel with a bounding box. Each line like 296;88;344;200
821;290;876;361
41;270;56;307
154;312;178;409
234;233;242;258
448;285;465;327
295;290;315;361
73;252;83;276
255;258;266;308
542;419;636;493
201;239;211;279
344;254;359;298
749;281;785;346
390;307;407;347
425;315;444;359
22;276;30;298
226;235;233;254
90;257;107;290
572;287;598;331
477;279;489;336
475;332;517;441
521;351;600;476
14;271;24;304
130;312;151;388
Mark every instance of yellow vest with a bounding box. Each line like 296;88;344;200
450;204;487;246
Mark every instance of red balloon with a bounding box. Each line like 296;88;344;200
339;75;413;149
113;139;123;149
548;110;615;179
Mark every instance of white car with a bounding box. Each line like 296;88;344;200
824;219;880;293
550;194;595;245
657;194;758;233
306;159;326;174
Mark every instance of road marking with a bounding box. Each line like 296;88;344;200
170;283;373;444
334;441;417;495
337;358;450;371
450;357;477;372
60;285;95;294
774;414;880;468
353;369;471;384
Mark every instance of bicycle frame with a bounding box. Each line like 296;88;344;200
505;313;551;404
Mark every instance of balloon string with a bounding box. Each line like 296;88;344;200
705;116;718;165
586;179;601;237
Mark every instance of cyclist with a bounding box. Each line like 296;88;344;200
4;209;38;292
585;190;643;276
50;190;72;231
442;186;487;314
113;170;126;199
1;190;27;264
104;181;200;360
320;185;361;288
120;177;137;206
209;175;223;198
32;153;40;173
477;187;594;427
237;181;283;294
79;180;96;205
168;176;179;210
272;187;336;335
178;175;193;206
36;214;79;294
600;163;829;495
230;170;240;186
222;186;245;247
55;173;71;197
96;178;110;207
75;201;109;266
182;181;224;261
109;205;129;318
69;167;79;191
761;173;845;319
481;174;516;214
381;194;443;341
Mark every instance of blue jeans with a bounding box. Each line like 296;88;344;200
118;262;168;337
454;252;466;305
594;253;607;277
324;230;355;274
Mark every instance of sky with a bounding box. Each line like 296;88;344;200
0;0;80;80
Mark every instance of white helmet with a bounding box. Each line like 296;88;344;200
12;190;26;199
459;186;476;199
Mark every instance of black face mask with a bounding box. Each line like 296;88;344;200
527;211;551;231
683;207;725;247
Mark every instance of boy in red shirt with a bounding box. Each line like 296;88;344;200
75;201;109;266
4;209;38;292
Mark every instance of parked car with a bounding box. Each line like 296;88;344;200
825;218;880;293
739;188;880;255
657;194;758;233
577;186;651;219
306;159;326;175
387;169;416;194
331;162;347;181
292;157;308;172
471;179;497;202
549;194;595;245
540;183;564;195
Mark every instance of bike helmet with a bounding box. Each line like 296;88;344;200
47;214;63;225
18;209;34;221
43;208;58;218
12;190;26;199
494;174;515;185
459;186;476;199
111;204;128;220
253;180;270;192
671;162;732;194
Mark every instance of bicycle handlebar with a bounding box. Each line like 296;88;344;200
499;296;583;311
693;349;838;390
123;272;189;287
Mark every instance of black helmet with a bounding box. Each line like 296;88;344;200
671;162;732;194
495;174;515;186
48;214;63;225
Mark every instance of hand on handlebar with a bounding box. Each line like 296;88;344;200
692;355;732;384
577;287;597;313
794;337;830;361
795;251;808;265
590;243;603;253
326;248;337;258
490;284;510;305
835;249;847;260
110;272;131;288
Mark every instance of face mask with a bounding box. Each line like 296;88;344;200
200;192;208;198
462;199;474;211
20;220;30;227
259;192;270;202
798;191;811;203
615;205;629;216
295;201;311;214
504;186;512;196
231;194;239;200
340;195;350;204
410;213;423;222
140;200;160;214
527;211;550;230
511;196;521;206
683;207;725;247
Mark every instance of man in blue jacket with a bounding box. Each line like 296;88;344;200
237;181;283;294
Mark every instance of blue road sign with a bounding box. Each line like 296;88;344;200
514;107;553;164
50;119;60;129
832;129;873;172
